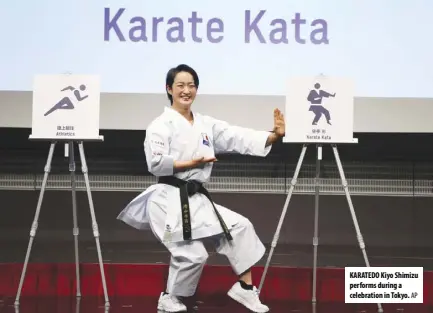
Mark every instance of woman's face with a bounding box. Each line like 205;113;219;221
168;71;197;109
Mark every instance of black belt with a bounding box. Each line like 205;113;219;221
158;176;233;241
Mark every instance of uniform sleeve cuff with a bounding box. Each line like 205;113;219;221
252;131;273;157
159;155;175;176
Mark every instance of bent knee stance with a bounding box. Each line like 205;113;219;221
238;216;254;230
166;241;209;297
183;250;209;266
217;216;266;275
170;241;209;268
232;215;257;239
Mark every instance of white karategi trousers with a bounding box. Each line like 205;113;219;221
146;193;266;297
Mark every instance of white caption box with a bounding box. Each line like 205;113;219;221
345;267;423;304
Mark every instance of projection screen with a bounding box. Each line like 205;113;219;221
0;0;432;132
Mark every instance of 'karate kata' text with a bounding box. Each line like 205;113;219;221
307;128;331;141
104;8;329;44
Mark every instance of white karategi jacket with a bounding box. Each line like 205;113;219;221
117;106;272;243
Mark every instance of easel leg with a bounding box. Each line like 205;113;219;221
258;144;308;294
312;144;322;303
77;142;110;307
15;142;56;306
69;142;81;298
332;144;384;313
75;297;81;313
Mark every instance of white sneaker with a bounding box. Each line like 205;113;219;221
227;282;270;313
157;292;187;312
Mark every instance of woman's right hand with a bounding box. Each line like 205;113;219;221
191;157;217;166
174;157;217;171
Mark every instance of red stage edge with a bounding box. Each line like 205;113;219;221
0;263;431;305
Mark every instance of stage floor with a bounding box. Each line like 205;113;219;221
0;296;431;313
1;240;432;270
0;241;432;312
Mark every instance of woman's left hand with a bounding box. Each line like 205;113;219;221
273;108;285;137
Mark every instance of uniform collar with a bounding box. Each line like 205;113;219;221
164;106;195;121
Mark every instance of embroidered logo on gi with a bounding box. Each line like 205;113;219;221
201;133;210;146
163;225;172;243
151;140;164;147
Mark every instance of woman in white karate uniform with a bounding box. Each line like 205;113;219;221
118;64;285;313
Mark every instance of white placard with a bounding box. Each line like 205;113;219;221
345;267;423;304
30;74;101;140
283;76;356;144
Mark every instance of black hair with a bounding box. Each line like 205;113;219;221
165;64;200;104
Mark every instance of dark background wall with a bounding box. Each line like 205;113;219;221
2;128;433;175
1;128;433;254
1;190;432;250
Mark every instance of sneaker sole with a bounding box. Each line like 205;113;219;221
227;289;269;313
157;304;187;312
